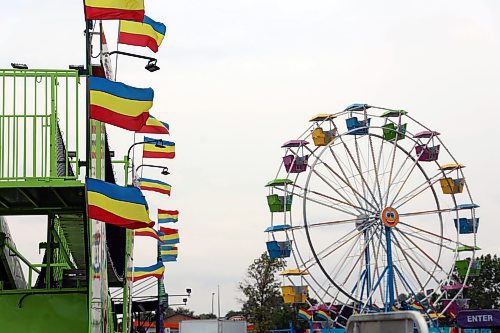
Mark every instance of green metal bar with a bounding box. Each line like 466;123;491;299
45;215;53;288
1;74;4;177
43;76;48;177
28;267;32;289
49;76;57;177
33;73;37;177
13;73;16;178
75;76;80;177
3;242;42;274
0;69;80;76
23;74;27;177
65;76;69;176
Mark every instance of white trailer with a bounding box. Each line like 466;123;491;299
179;319;247;333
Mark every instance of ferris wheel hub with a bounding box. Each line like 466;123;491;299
380;207;399;228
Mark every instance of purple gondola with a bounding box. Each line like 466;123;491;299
282;140;309;174
414;130;441;162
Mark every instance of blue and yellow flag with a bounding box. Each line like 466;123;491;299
143;137;175;159
160;245;178;262
128;261;165;282
89;76;153;131
135;227;164;242
159;227;179;244
119;16;166;53
158;209;179;223
138;178;171;195
86;178;153;229
137;115;170;134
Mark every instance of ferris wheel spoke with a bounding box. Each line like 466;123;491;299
337;135;380;209
396;226;455;251
369;224;385;304
293;216;375;230
392;170;446;209
367;134;384;208
392;229;442;286
399;208;454;218
397;222;460;247
382;125;401;207
305;222;373;270
339;226;380;287
325;148;379;212
278;184;360;216
310;168;369;214
314;161;369;213
301;226;361;268
391;231;426;291
386;137;435;207
392;227;444;271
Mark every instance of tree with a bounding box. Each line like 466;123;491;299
225;310;244;319
198;313;217;319
239;252;289;333
465;254;500;309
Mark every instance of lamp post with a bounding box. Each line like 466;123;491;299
122;139;167;333
108;50;160;72
211;292;215;316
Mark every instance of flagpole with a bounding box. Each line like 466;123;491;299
84;15;93;333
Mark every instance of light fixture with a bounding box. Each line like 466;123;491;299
161;168;170;176
145;59;160;72
11;63;28;69
182;298;188;304
186;288;192;295
68;151;77;159
154;140;165;149
68;65;87;75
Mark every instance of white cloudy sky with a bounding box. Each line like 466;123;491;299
1;0;500;316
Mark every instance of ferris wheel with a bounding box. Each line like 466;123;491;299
264;104;480;325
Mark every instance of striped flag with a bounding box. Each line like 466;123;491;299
129;261;165;282
159;227;179;244
298;308;312;321
137;115;169;134
143;137;175;159
84;0;145;21
119;16;166;53
138;178;171;196
158;209;179;223
86;178;153;229
89;76;153;131
160;245;178;262
135;227;164;242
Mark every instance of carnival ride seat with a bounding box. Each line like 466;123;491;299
441;299;470;317
283;155;309;173
267;194;292;212
312;127;336;146
382;123;407;141
439;177;465;194
455;258;482;277
453;218;479;234
266;240;292;259
346;117;371;135
415;144;440;161
281;285;308;304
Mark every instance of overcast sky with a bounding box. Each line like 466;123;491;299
1;0;500;316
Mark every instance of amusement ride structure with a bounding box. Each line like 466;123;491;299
0;1;182;332
265;104;481;331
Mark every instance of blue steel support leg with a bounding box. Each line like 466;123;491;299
364;230;372;306
385;226;395;311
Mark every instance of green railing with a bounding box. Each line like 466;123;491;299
0;69;84;183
